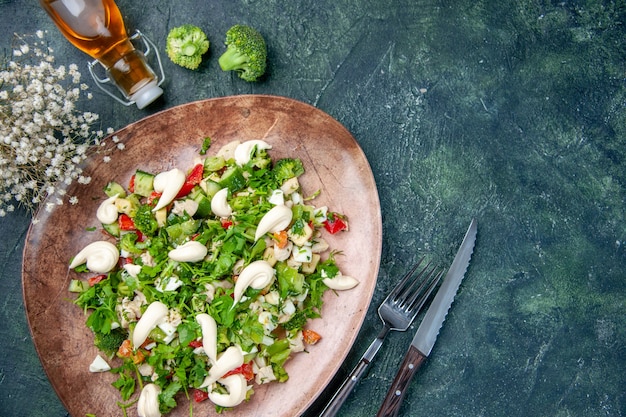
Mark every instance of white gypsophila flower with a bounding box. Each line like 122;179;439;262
1;32;117;218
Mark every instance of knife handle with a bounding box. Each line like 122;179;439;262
376;345;427;417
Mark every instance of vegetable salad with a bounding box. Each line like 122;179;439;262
68;138;355;416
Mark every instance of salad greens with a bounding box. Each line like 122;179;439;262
69;138;353;415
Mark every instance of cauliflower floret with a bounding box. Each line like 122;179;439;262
255;365;277;385
117;291;147;328
258;311;277;334
268;189;284;205
273;241;293;261
288;222;313;246
280;177;300;195
155;275;184;292
140;251;156;267
172;199;199;217
278;299;296;324
138;363;154;377
264;290;280;305
311;238;330;253
253;356;277;385
288;330;305;353
204;282;216;303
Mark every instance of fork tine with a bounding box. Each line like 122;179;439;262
395;263;436;309
387;257;428;300
392;258;434;304
401;268;443;312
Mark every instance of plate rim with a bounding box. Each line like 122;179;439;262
22;94;382;416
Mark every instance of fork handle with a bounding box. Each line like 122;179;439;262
376;345;427;417
319;327;391;417
319;357;370;416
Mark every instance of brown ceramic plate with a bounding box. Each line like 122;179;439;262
22;95;382;417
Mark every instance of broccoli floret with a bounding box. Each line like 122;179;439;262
94;328;127;356
273;158;305;184
134;204;158;236
282;310;307;331
166;24;210;70
218;25;267;82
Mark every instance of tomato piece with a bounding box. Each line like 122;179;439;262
132;349;145;364
273;230;289;249
117;339;133;358
192;389;209;403
221;219;233;229
128;174;135;193
188;340;203;348
118;339;146;363
147;191;162;206
176;163;204;198
118;213;136;231
88;274;106;286
302;329;322;345
224;361;255;381
323;212;348;234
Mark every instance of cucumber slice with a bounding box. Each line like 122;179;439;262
193;194;212;218
218;166;246;192
102;221;120;237
134;170;155;197
203;179;222;198
204;156;226;172
166;219;201;244
103;181;127;198
68;279;88;293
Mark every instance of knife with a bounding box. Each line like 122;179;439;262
375;218;477;417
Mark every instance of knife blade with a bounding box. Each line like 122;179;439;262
376;218;477;417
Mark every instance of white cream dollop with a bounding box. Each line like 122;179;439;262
152;168;186;212
210;188;232;217
208;374;247;408
137;383;162;417
132;301;168;348
200;345;245;388
322;272;359;291
96;194;119;225
196;313;217;363
254;205;293;241
123;263;142;278
233;260;276;304
168;241;208;262
69;241;119;273
234;139;272;166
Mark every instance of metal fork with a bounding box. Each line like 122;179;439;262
319;258;443;417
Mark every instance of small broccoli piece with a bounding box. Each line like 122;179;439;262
282;310;307;331
218;24;267;81
273;158;305;184
166;24;210;70
94;328;127;356
134;204;158;236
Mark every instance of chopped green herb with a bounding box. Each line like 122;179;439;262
68;139;355;415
